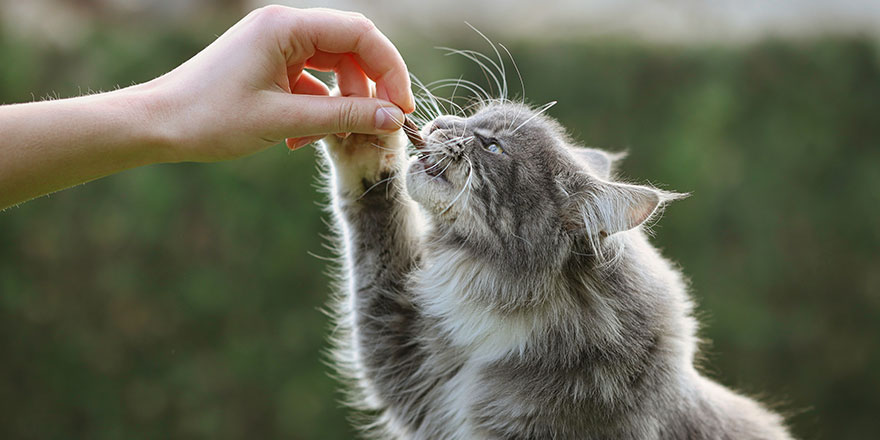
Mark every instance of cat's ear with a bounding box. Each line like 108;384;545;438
570;147;627;179
565;180;685;236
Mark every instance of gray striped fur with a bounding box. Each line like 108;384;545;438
319;103;792;439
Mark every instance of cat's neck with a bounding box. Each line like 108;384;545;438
412;230;698;367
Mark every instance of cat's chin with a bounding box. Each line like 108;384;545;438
405;157;460;216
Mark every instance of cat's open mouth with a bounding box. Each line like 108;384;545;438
405;117;451;184
418;154;448;182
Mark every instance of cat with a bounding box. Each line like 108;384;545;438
319;96;793;439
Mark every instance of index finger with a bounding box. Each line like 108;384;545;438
279;8;415;112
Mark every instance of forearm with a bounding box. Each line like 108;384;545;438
336;174;428;399
324;132;421;281
323;132;424;357
0;7;416;210
341;182;421;291
0;85;172;209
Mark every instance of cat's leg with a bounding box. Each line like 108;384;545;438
321;130;429;417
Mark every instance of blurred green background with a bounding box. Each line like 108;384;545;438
1;1;879;439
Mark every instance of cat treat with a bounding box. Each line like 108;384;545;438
402;116;425;148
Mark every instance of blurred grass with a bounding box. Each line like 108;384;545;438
1;23;879;440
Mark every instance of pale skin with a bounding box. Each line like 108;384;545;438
0;6;415;210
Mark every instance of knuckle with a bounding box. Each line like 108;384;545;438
254;5;288;22
352;15;376;34
337;101;361;131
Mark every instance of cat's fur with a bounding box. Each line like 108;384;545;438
319;101;792;439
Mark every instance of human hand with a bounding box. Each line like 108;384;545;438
140;6;414;162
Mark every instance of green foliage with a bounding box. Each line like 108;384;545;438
1;27;878;439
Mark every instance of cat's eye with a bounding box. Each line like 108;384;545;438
484;142;504;155
475;133;505;155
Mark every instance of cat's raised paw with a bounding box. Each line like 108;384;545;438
321;131;408;197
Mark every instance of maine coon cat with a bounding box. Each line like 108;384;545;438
319;86;792;439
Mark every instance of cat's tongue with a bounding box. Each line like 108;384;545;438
403;117;426;150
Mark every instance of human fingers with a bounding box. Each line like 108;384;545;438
289;69;331;96
285;60;369;149
285;70;331;147
266;94;404;141
277;8;414;112
306;51;371;99
286;135;325;150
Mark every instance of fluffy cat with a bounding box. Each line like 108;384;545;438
319;96;792;439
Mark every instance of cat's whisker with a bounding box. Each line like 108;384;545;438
459;158;475;209
419;79;496;125
499;43;525;104
511;100;558;134
411;73;443;111
412;90;439;113
356;174;397;201
431;135;475;150
422;90;486;118
423;76;473;113
420;93;468;119
498;43;528;131
447;75;466;118
465;23;508;101
409;103;434;121
431;160;455;182
410;156;450;178
437;46;503;101
431;79;492;108
455;118;470;147
368;141;400;152
438;158;474;216
425;83;490;110
411;73;445;119
423;157;450;175
455;99;490;118
415;149;447;159
425;78;493;103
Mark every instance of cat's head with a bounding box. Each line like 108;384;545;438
405;102;682;270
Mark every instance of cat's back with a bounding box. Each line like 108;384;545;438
658;373;793;440
400;242;792;440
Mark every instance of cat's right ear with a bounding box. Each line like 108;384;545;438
570;147;626;180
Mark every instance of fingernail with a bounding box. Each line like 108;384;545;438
375;106;404;132
289;137;317;150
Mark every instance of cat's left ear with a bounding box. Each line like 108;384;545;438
565;179;686;236
570;147;627;179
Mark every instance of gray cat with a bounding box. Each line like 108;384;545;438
319;98;792;439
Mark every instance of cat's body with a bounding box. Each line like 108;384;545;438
320;101;791;439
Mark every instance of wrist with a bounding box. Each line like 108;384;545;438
116;81;184;164
322;132;408;198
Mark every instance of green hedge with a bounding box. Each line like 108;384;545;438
1;27;878;439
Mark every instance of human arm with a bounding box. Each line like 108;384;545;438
0;6;414;210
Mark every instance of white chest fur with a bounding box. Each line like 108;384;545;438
410;250;558;439
414;249;550;361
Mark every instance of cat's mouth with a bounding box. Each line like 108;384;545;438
404;122;470;216
416;152;448;182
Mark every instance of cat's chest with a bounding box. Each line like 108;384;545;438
413;268;549;362
410;261;556;439
418;309;543;440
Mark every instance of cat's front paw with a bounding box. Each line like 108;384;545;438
321;131;407;198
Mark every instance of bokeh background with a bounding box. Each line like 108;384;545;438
1;0;879;439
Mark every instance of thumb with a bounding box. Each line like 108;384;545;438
273;94;405;138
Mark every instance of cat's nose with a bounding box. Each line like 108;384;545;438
429;116;466;134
